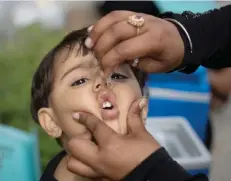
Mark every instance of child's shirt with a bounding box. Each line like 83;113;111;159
39;150;66;181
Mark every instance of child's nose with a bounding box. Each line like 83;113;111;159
93;76;105;92
93;71;113;92
94;82;102;91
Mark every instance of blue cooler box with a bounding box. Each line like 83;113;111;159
147;67;210;142
146;67;211;175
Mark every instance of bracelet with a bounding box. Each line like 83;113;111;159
164;18;193;53
164;18;194;72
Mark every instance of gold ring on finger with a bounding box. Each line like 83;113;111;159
127;15;145;36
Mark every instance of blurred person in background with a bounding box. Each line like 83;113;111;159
207;67;231;181
203;68;231;151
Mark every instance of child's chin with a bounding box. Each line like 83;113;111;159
103;119;125;134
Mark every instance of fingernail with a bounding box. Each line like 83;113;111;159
72;112;80;120
139;97;148;110
142;107;148;124
85;37;93;48
87;25;94;33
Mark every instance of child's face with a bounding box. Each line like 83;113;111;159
38;46;147;144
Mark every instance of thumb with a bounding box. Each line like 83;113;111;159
127;97;147;133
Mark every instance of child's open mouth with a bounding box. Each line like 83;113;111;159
101;100;119;120
102;101;114;109
99;90;120;121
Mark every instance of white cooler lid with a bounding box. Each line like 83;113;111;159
145;116;211;170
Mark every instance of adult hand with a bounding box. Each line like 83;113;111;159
67;98;161;180
85;10;184;73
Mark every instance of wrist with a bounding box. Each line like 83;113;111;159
161;12;198;74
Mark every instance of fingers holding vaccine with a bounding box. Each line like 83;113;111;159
85;10;185;74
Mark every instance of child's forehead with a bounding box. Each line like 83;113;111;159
56;43;93;62
56;43;97;62
53;44;99;74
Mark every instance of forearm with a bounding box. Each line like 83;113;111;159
163;5;231;72
121;148;208;181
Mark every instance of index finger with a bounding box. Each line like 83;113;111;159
79;113;117;146
90;10;135;44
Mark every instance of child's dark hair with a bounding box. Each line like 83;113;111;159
30;27;147;141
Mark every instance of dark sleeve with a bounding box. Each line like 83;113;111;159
97;1;160;16
121;148;209;181
162;5;231;73
39;151;66;181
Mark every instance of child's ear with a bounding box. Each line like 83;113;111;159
38;108;62;138
141;103;148;125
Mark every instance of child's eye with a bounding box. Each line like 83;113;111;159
71;78;88;86
111;73;128;80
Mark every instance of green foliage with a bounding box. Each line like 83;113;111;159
0;24;63;170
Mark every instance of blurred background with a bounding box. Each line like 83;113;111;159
1;1;231;181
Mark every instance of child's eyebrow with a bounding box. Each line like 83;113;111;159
61;63;83;80
61;59;99;80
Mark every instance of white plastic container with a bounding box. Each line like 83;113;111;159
145;116;211;171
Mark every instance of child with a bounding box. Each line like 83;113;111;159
31;27;148;181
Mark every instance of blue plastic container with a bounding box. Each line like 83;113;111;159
147;67;210;141
147;67;211;175
0;124;41;181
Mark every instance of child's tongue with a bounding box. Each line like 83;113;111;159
98;89;120;121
